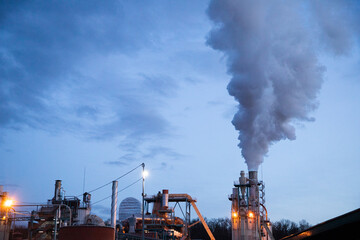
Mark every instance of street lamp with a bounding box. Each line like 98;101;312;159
141;163;148;240
3;199;13;208
142;170;149;179
1;197;14;240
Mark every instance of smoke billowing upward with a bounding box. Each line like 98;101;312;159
207;0;358;170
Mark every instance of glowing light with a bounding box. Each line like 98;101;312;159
3;199;13;208
232;212;238;218
248;211;254;218
142;170;149;178
2;216;5;220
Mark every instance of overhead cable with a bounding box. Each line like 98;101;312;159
77;163;143;197
91;177;142;206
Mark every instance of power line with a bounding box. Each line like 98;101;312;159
77;163;143;197
91;177;142;206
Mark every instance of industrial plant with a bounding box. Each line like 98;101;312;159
0;164;217;240
229;170;273;240
1;164;360;240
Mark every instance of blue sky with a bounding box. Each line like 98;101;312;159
0;0;359;225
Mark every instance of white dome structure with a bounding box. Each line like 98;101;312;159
118;197;141;221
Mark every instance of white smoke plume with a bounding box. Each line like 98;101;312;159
207;0;358;170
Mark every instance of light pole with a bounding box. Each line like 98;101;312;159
142;163;145;240
2;198;13;240
141;163;149;240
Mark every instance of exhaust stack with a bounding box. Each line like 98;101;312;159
111;181;118;229
230;170;274;240
53;180;62;203
162;189;169;209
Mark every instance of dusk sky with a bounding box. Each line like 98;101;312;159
1;0;359;225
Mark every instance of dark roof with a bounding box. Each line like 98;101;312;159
281;208;360;240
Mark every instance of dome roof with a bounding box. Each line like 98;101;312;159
118;197;141;221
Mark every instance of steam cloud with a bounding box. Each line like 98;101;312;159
207;0;358;170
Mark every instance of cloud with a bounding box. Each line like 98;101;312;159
140;74;178;97
104;161;128;167
142;147;184;160
0;1;189;155
0;1;218;166
310;0;360;56
151;162;170;171
0;0;158;129
91;205;111;219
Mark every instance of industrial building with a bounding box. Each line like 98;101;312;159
2;171;359;240
1;178;215;240
229;170;274;240
119;189;214;240
118;197;141;221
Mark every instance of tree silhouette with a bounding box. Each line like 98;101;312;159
189;218;310;240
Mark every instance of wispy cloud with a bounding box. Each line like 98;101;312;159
104;161;128;166
142;146;184;160
0;1;187;153
0;1;214;165
91;205;111;220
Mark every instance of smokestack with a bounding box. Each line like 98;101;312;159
111;181;118;229
248;171;258;183
162;189;169;209
230;170;273;239
53;180;62;203
248;171;258;205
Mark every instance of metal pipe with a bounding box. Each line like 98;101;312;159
53;208;58;240
259;203;268;221
60;204;72;226
111;180;118;229
239;171;246;199
53;204;73;240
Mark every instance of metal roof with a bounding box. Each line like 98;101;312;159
281;208;360;240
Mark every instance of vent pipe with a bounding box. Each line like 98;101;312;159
111;181;118;228
162;189;169;209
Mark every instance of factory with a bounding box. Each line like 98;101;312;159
229;171;273;240
2;168;359;240
0;175;214;240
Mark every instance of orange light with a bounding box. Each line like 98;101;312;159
3;199;13;208
2;216;5;220
248;211;254;218
232;212;238;218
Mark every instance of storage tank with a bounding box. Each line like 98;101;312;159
58;226;114;240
